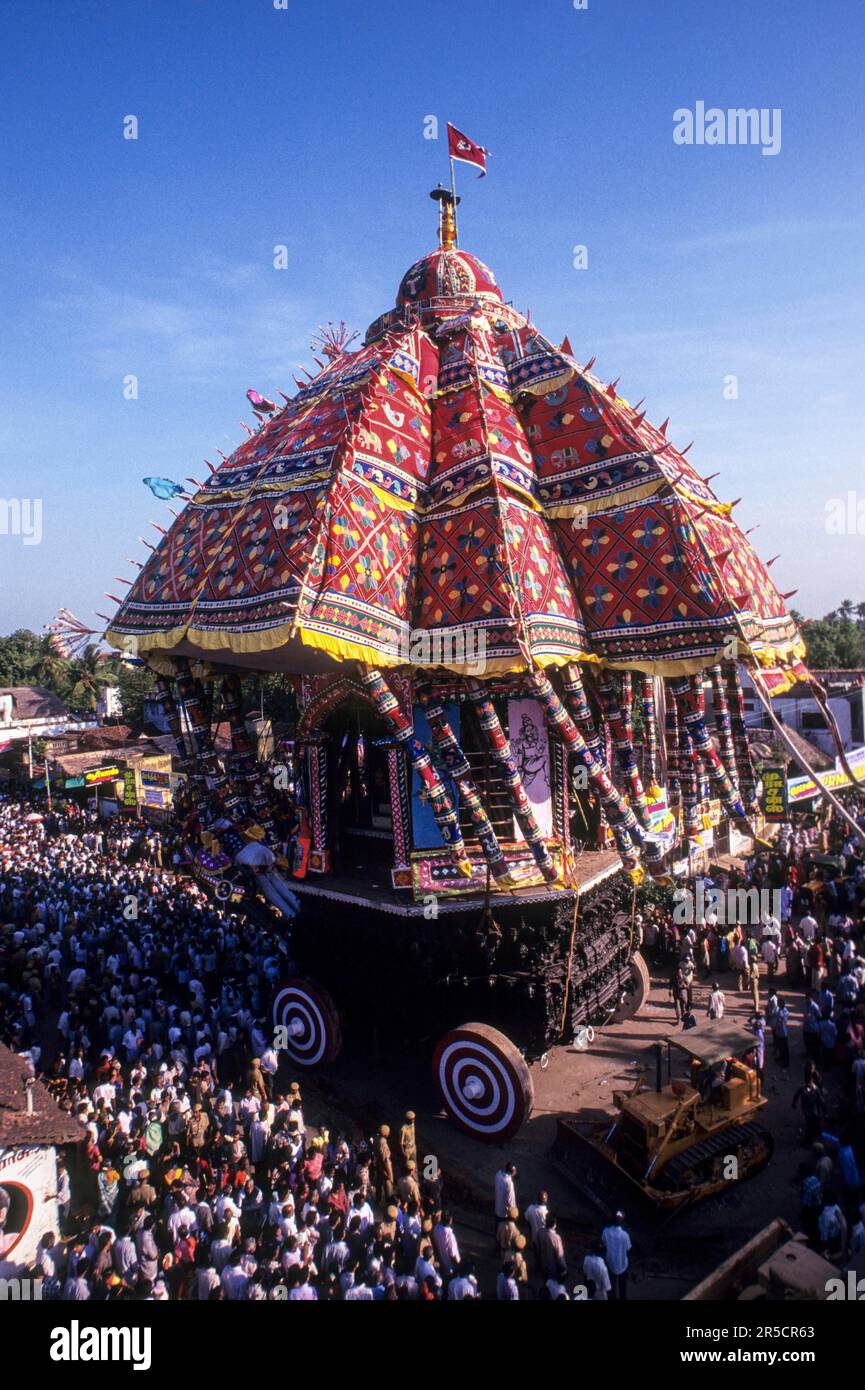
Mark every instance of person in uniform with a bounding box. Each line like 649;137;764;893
497;1205;521;1257
399;1110;417;1172
397;1161;422;1207
373;1124;394;1205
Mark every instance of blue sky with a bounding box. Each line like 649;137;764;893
1;0;863;635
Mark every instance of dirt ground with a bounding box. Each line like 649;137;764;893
299;951;826;1299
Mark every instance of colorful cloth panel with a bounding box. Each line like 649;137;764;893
113;480;327;648
342;326;437;509
551;497;732;665
106;237;805;688
415;490;586;670
434;321;510;399
297;470;418;663
757;659;810;697
290;337;385;407
693;506;802;669
496;323;576;398
430;377;536;507
107;329;431;660
519;372;651;507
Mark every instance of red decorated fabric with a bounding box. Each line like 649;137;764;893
107;237;804;685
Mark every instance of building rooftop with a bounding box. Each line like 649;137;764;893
750;726;835;772
783;669;865;698
0;685;69;723
0;1044;81;1147
51;738;170;777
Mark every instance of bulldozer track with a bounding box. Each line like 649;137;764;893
658;1121;773;1189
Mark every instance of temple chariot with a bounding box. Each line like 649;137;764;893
105;178;831;1140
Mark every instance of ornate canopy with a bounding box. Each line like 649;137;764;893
106;193;805;695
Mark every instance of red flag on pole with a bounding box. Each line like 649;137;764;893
447;123;490;177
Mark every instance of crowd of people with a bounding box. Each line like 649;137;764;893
4;789;865;1299
0;795;608;1300
639;800;865;1268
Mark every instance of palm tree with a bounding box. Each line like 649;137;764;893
21;639;73;698
69;645;121;716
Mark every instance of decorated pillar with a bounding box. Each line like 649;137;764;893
466;681;558;884
664;687;682;810
669;679;700;838
552;741;572;859
594;674;651;830
528;670;648;877
220;674;277;841
359;667;472;876
640;674;660;790
559;665;655;857
305;738;330;873
155;673;200;793
724;660;759;812
174;662;248;827
417;689;509;881
710;663;739;797
386;743;412;888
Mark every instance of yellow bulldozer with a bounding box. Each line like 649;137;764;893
552;1022;773;1213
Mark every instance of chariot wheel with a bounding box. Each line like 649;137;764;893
432;1022;534;1142
272;978;342;1068
609;952;651;1024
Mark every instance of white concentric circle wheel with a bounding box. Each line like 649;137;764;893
272;978;342;1068
432;1022;534;1142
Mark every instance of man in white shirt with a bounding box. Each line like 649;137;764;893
448;1261;478;1299
601;1213;632;1299
92;1079;117;1110
761;912;782;944
524;1191;549;1254
582;1242;612;1301
415;1243;441;1292
761;936;779;978
432;1213;460;1276
220;1254;249;1300
167;1198;197;1243
707;985;726;1021
494;1163;518;1220
800;914;818;942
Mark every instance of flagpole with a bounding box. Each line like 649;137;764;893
449;154;459;247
